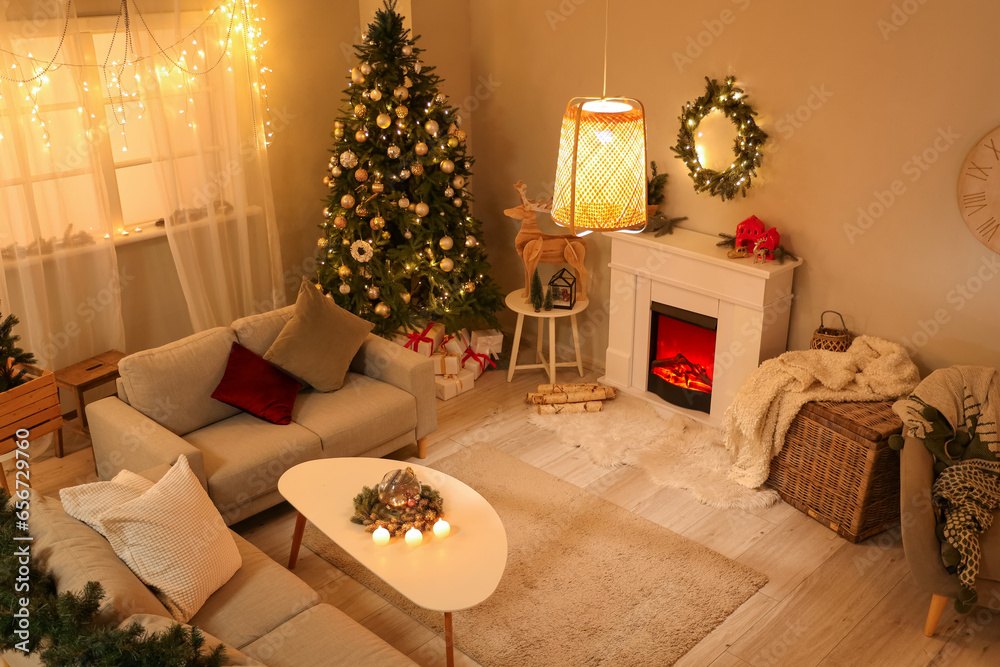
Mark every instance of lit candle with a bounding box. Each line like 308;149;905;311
404;527;423;547
372;526;390;546
433;519;451;538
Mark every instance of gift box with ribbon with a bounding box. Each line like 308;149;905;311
430;351;462;375
441;329;472;356
471;329;503;359
391;321;445;357
434;368;475;401
461;346;495;379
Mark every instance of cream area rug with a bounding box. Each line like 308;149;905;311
303;444;767;666
528;393;779;509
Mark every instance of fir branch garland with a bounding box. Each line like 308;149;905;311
671;76;767;201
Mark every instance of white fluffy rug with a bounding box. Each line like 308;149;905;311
528;393;779;510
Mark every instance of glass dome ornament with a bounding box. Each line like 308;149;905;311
378;468;422;508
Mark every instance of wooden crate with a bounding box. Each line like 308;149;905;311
767;401;903;543
0;365;63;448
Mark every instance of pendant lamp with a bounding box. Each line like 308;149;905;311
552;1;647;234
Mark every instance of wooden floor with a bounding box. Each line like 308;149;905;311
15;368;1000;666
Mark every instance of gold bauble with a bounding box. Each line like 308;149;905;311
339;150;358;168
452;175;466;188
415;202;430;217
323;175;330;185
395;105;409;119
438;236;454;250
399;197;410;208
334;216;347;229
317;237;328;248
334;121;345;129
440;257;454;272
400;169;411;179
370;216;385;231
402;45;413;56
464;281;475;293
401;292;411;304
354;168;368;182
339;283;350;294
342;239;351;246
372;181;384;193
351;68;365;85
334;128;345;139
425;120;439;136
356;206;368;217
354;104;367;117
455;130;467;142
355;130;367;143
440;159;455;174
447;137;459;148
393;86;408;100
370;88;382;101
387;145;401;159
331;166;342;177
465;235;477;247
444;187;454;197
338;265;352;279
381;231;391;240
340;194;356;208
367;286;380;300
360;63;372;75
376;113;392;129
323;207;332;218
374;303;390;318
411;163;424;176
415;142;428;156
453;198;463;207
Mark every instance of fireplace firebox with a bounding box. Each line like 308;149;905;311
647;303;717;414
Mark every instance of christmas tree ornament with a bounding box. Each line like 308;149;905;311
341;194;356;208
453;198;463;207
447;137;459;148
370;88;382;101
342;239;351;246
374;303;390;317
399;197;410;208
370;216;385;230
323;207;332;218
338;265;352;279
400;168;411;179
331;166;342;177
372;181;384;193
323;175;331;185
439;236;454;250
415;62;422;74
356;206;369;217
367;286;380;299
436;93;446;104
334;128;345;139
381;231;391;240
404;76;413;88
387;145;401;159
464;161;471;169
360;63;372;75
351;67;365;84
402;45;413;56
355;130;368;143
339;283;351;294
395;105;409;119
354;103;367;117
334;121;345;129
376;113;392;129
401;292;411;304
440;257;455;272
440;159;455;174
404;230;412;239
465;235;477;247
411;163;424;176
452;175;465;189
354;168;369;182
444;187;454;197
340;151;358;168
317;237;329;248
455;130;467;142
415;142;428;155
351;240;374;262
425;120;439;136
415;202;430;217
465;281;476;293
334;216;347;229
393;85;408;100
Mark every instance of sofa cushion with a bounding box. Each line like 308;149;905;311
242;603;417;666
25;491;170;626
189;532;320;650
121;614;265;666
59;470;153;537
232;305;295;357
184;413;322;520
100;457;243;622
118;327;241;435
264;278;373;392
211;342;301;425
292;372;416;457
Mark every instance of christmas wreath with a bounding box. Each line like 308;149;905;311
351;468;444;537
671;76;767;201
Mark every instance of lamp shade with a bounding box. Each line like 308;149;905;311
552;97;647;233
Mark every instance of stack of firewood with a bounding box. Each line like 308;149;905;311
526;382;617;414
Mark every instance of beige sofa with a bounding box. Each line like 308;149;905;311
87;306;437;525
2;492;416;666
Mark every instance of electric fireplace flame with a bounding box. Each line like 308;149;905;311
651;354;713;393
647;304;718;414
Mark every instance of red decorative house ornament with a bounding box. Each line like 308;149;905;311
735;216;765;249
732;216;780;262
752;227;780;262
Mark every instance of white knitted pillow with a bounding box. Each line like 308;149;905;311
99;456;242;622
59;470;154;537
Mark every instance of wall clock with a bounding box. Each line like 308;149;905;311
958;126;1000;254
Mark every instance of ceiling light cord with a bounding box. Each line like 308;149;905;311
602;0;609;99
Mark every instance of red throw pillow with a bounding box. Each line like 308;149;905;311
212;342;301;425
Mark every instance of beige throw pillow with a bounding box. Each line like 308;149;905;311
100;456;242;622
59;470;154;537
264;277;374;392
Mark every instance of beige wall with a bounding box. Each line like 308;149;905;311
466;0;1000;376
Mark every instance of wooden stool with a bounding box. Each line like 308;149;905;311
53;350;126;457
505;290;588;384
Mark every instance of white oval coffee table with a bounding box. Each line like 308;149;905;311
279;457;507;667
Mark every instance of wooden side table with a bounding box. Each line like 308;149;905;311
53;350;126;457
505;290;588;384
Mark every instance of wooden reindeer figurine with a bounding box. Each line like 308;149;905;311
503;181;589;301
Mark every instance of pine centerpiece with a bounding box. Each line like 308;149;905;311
316;0;502;336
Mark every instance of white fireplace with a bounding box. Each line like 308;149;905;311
603;228;801;426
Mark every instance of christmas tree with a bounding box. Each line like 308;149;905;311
316;0;502;336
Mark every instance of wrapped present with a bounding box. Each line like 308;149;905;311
461;347;495;380
441;329;472;356
430;351;462;375
471;329;503;359
392;321;444;357
434;368;475;401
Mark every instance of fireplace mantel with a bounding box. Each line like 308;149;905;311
604;227;802;426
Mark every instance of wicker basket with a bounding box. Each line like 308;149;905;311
767;401;903;543
810;311;852;352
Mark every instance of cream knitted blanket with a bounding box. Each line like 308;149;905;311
724;336;921;488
